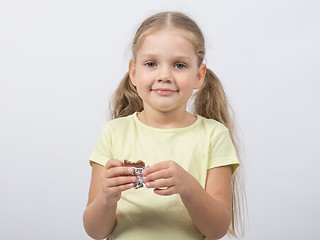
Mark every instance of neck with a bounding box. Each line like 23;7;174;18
137;107;196;129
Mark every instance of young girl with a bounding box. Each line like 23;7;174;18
83;11;245;240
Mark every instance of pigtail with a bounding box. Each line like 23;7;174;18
194;68;237;155
110;72;143;119
194;68;246;238
194;68;232;129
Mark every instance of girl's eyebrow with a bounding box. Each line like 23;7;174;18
173;56;192;62
140;54;157;59
140;54;192;62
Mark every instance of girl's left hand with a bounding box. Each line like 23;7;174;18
142;161;193;196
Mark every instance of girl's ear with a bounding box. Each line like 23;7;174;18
194;63;206;89
129;60;137;86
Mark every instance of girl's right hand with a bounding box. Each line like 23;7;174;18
100;158;137;204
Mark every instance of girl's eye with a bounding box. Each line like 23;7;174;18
145;62;157;68
174;63;186;69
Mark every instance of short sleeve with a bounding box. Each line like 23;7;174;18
89;123;113;167
208;130;239;174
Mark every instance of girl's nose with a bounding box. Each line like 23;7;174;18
156;66;173;83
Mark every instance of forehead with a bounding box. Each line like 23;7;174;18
137;27;197;57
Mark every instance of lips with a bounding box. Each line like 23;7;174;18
151;88;178;96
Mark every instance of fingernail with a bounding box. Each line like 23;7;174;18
142;169;147;176
128;167;134;173
146;183;150;188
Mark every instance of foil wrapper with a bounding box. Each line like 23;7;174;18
132;167;145;189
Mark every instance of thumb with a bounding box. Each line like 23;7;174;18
104;158;123;170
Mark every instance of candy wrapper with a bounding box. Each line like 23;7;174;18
131;167;145;189
123;160;147;189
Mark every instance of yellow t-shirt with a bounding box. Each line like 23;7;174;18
89;112;239;240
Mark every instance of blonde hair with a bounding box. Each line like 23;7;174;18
110;11;246;238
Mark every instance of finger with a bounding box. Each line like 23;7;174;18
108;183;135;195
144;169;171;182
104;166;135;178
104;158;123;169
142;161;171;176
145;178;173;189
154;186;176;196
105;176;137;188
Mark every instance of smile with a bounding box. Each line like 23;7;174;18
151;88;178;96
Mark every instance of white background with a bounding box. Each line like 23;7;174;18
1;0;319;239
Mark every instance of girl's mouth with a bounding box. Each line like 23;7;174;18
151;88;178;96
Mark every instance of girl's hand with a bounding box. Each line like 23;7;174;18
100;159;137;203
142;161;193;196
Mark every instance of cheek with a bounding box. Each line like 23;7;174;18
177;73;198;90
136;68;152;80
135;72;153;93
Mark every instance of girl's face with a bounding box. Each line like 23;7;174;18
129;27;206;114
